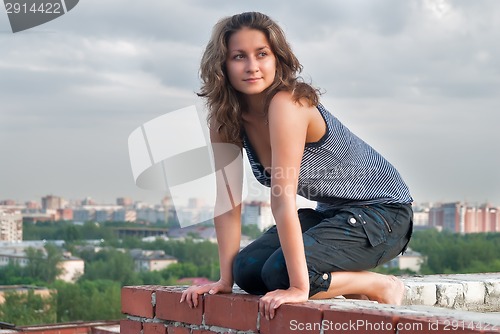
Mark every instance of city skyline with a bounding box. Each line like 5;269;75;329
1;1;500;205
1;193;499;209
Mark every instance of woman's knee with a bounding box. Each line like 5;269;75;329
232;252;247;286
260;253;289;291
232;252;268;294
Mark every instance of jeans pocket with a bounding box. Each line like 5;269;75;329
341;207;388;247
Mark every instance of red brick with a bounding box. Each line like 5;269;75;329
156;286;203;325
204;292;260;331
260;302;328;334
323;309;397;334
122;285;158;318
143;323;167;334
166;326;191;334
191;330;224;334
120;319;142;334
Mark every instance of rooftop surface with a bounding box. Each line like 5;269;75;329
120;273;500;333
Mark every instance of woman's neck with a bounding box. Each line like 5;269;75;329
242;93;266;116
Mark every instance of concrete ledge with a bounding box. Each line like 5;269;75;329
401;273;500;312
120;274;500;334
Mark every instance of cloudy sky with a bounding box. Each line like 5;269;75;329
1;0;499;207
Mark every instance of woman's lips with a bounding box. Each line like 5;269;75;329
244;77;262;82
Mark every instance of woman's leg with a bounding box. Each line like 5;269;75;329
232;225;281;295
234;208;325;295
310;271;405;305
307;204;411;304
260;204;412;304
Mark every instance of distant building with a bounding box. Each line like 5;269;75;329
161;196;172;208
22;210;57;223
25;200;41;210
81;197;96;205
112;209;137;222
0;285;53;305
73;208;95;223
168;225;217;242
0;199;17;206
386;249;425;273
57;208;74;221
242;201;275;231
188;198;205;210
73;205;128;223
58;252;85;282
95;209;112;223
113;227;169;239
42;195;63;210
428;202;500;234
136;207;165;223
412;209;429;226
129;249;177;272
0;210;22;242
117;197;133;207
0;242;84;283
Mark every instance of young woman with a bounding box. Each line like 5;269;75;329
180;12;413;320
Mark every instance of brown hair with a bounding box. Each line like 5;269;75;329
198;12;320;145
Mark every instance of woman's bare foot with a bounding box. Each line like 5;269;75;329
373;275;405;305
310;271;405;305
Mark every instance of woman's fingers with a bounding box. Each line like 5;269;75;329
180;283;226;308
191;291;198;307
180;287;197;308
259;293;274;320
259;288;308;320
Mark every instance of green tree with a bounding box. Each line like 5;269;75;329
24;244;63;283
0;290;56;326
52;280;122;322
0;262;35;285
80;249;139;285
408;230;500;274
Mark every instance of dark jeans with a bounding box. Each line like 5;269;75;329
232;203;413;297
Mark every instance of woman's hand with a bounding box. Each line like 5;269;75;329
259;286;309;320
179;279;233;308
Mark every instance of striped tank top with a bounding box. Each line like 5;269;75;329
242;104;413;211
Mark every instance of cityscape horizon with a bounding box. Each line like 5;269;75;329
1;192;499;209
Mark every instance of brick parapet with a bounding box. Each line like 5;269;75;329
120;274;500;334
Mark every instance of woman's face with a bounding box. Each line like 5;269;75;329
225;28;276;98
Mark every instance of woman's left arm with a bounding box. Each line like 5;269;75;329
259;92;312;319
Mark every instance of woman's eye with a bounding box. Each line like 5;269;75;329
258;52;268;57
233;54;244;60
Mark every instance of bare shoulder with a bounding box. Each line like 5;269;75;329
269;91;297;111
268;91;314;122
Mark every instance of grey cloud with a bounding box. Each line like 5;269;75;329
1;0;499;205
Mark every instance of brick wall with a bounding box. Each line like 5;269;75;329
121;285;500;334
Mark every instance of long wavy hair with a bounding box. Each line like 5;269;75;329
199;12;320;145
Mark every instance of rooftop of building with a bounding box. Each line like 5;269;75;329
0;321;119;334
0;285;50;292
121;273;500;333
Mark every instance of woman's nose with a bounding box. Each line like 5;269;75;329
245;57;259;73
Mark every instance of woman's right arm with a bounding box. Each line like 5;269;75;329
180;121;243;307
